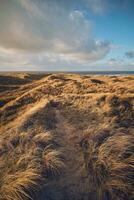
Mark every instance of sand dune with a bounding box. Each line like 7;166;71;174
0;73;134;200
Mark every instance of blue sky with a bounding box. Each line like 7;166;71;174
0;0;134;71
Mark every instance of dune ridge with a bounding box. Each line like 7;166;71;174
0;73;134;200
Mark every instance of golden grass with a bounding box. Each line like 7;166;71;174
0;128;64;200
0;73;134;200
42;148;65;176
81;131;134;200
0;168;40;200
33;132;53;145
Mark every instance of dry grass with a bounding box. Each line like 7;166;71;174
42;148;65;176
0;168;40;200
81;130;134;200
0;73;134;200
0;128;64;200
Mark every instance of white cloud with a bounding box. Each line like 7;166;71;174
0;0;111;70
84;0;107;14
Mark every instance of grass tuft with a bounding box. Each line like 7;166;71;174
81;132;134;200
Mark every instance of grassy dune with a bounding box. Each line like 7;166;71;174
0;73;134;200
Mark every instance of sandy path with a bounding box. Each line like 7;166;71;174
37;109;91;200
49;110;90;199
55;110;85;178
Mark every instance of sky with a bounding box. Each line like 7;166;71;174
0;0;134;71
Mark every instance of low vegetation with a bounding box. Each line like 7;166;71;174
0;127;64;200
81;129;134;200
0;73;134;200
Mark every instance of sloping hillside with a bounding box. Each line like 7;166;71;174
0;73;134;200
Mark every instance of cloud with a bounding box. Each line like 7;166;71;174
0;0;111;68
84;0;107;14
125;50;134;59
108;58;125;65
100;57;134;71
0;47;133;72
